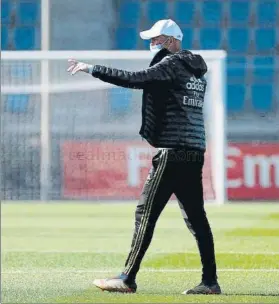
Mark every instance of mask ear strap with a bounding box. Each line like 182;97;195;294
164;37;170;45
163;37;172;48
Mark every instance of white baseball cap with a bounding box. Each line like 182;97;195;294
140;19;183;41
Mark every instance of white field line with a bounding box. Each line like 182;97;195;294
2;249;279;255
2;268;279;274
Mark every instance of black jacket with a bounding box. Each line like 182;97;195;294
92;48;208;151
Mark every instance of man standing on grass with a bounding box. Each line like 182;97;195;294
67;19;221;295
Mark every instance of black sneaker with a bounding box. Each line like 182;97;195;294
182;281;221;295
93;273;137;293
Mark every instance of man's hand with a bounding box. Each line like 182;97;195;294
67;59;93;75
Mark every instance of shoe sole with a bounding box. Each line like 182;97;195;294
93;281;136;293
185;289;222;295
186;291;221;295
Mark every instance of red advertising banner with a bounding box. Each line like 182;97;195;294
62;142;156;199
62;142;279;200
227;144;279;200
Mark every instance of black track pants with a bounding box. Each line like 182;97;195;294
123;148;217;284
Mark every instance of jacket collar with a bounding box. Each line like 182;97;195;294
149;48;172;67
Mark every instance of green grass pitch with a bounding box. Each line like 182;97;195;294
2;202;279;303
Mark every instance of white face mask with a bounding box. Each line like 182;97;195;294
150;37;170;53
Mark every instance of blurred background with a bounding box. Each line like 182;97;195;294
1;0;279;202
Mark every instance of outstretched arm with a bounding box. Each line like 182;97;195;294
67;57;177;89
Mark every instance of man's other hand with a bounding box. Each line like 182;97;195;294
67;59;93;75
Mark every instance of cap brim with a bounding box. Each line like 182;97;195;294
139;29;159;40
